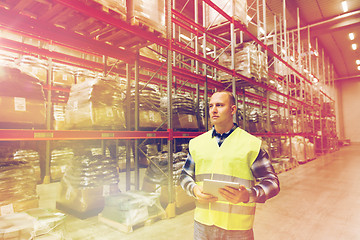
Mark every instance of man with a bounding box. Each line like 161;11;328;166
180;91;280;240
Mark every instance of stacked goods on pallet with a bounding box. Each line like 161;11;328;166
93;0;126;18
13;150;41;183
56;151;120;218
0;209;67;240
0;213;35;240
65;77;126;130
281;136;315;164
18;56;48;83
129;83;163;129
129;0;165;35
0;161;38;212
219;43;266;82
0;66;46;128
161;93;198;129
204;0;247;28
99;191;165;233
50;148;74;181
25;208;68;239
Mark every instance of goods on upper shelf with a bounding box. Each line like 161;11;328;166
93;0;127;18
218;42;268;83
65;77;126;130
204;0;248;28
0;66;46;128
129;0;165;35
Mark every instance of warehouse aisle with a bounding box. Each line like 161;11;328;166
38;144;360;239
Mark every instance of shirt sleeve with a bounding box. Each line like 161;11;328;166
247;148;280;203
179;153;197;198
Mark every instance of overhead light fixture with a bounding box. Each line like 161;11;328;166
349;33;355;40
342;1;348;12
356;59;360;65
352;43;357;50
358;66;360;71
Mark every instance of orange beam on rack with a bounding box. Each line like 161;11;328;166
0;129;169;141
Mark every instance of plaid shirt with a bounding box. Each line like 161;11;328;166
180;124;280;203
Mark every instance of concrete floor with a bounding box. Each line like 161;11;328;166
37;144;360;240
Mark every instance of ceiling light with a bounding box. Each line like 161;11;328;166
358;66;360;71
349;33;355;40
342;1;348;12
352;44;357;50
356;60;360;65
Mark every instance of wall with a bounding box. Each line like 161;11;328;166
336;78;360;143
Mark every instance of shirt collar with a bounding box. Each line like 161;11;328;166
211;123;238;138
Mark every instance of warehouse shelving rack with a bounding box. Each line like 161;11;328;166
0;0;338;216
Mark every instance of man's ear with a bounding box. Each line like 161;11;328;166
231;105;237;115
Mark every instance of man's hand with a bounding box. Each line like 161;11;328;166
218;185;250;204
193;185;218;203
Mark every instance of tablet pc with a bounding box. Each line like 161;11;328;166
203;179;240;201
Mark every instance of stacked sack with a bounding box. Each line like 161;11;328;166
161;93;198;129
0;161;38;212
57;150;119;217
129;83;163;128
50;148;74;181
0;66;46;128
219;43;268;83
65;77;126;130
13;149;41;183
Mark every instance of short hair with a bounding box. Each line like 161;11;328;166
213;91;235;106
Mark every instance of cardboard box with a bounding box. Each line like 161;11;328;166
0;96;46;126
173;114;198;129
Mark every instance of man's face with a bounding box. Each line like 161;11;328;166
209;92;236;126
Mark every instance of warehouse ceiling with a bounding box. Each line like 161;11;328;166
0;0;359;83
264;0;360;81
177;0;360;82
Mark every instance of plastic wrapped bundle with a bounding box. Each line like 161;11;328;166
51;148;74;181
130;0;165;35
161;94;198;129
0;213;35;240
57;152;120;216
100;191;165;230
248;109;261;133
93;0;126;18
0;161;38;212
204;0;247;28
0;66;46;128
13;149;41;183
65;77;126;130
25;208;68;239
128;83;164;129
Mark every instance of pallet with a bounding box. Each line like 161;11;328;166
56;201;103;220
98;212;166;233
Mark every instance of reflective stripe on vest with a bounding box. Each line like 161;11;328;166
189;127;261;230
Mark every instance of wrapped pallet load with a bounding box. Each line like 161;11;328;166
129;83;163;129
0;161;39;213
56;150;120;218
93;0;126;18
129;0;165;35
204;0;247;28
0;66;46;128
161;93;198;130
65;77;126;130
219;43;263;82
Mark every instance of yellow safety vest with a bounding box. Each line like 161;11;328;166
189;127;261;230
